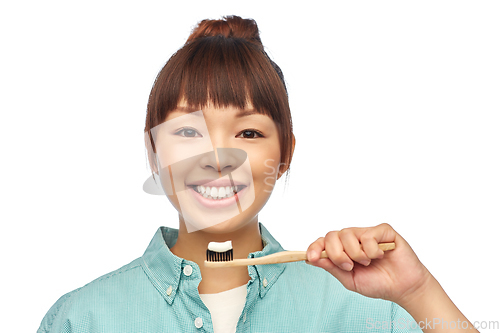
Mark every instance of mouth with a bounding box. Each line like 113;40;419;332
187;185;247;200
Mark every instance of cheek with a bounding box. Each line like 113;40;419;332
247;145;281;190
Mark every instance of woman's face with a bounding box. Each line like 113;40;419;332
152;100;284;234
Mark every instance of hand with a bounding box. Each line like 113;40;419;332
306;223;433;307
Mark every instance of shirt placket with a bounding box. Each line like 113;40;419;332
234;265;260;332
178;262;214;333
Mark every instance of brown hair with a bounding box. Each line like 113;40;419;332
144;15;293;180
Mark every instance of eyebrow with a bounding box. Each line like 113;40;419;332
175;106;203;115
235;109;261;118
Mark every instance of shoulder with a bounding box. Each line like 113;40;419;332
37;258;144;333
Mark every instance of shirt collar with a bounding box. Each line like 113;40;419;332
140;223;286;304
140;227;184;304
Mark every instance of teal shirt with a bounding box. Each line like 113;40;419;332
38;224;422;332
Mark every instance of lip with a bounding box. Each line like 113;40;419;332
187;178;248;187
188;185;248;209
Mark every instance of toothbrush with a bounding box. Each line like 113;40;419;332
204;241;396;268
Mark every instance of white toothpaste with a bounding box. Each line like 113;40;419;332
208;240;233;252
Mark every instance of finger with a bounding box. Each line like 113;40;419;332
371;223;398;242
324;231;354;271
359;232;384;259
338;228;371;266
362;223;399;258
306;237;325;262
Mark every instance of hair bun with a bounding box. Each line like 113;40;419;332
186;15;262;46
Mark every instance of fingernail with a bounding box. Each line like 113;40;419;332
341;263;353;271
360;260;370;266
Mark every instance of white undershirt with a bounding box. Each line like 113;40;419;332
199;284;247;333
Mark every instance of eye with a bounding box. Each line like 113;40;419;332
174;127;202;138
237;129;264;139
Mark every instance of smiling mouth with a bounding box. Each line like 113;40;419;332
188;185;246;200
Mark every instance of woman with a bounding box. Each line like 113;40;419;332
38;15;478;333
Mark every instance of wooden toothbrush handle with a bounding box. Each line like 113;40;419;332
376;242;396;251
317;241;396;257
204;242;396;268
302;241;396;260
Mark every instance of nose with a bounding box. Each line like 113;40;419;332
199;147;247;176
217;148;247;175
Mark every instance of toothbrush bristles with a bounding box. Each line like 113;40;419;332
206;249;233;262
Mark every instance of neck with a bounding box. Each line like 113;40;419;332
170;216;263;294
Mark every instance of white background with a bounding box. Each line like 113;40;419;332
1;1;499;332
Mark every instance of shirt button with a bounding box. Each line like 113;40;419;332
166;285;173;296
263;278;268;288
183;265;193;276
194;317;203;328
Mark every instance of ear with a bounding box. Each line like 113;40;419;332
277;133;295;180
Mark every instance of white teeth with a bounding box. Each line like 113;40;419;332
193;185;240;200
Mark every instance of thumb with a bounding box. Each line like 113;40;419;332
306;258;355;291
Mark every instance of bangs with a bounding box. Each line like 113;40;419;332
148;35;288;123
